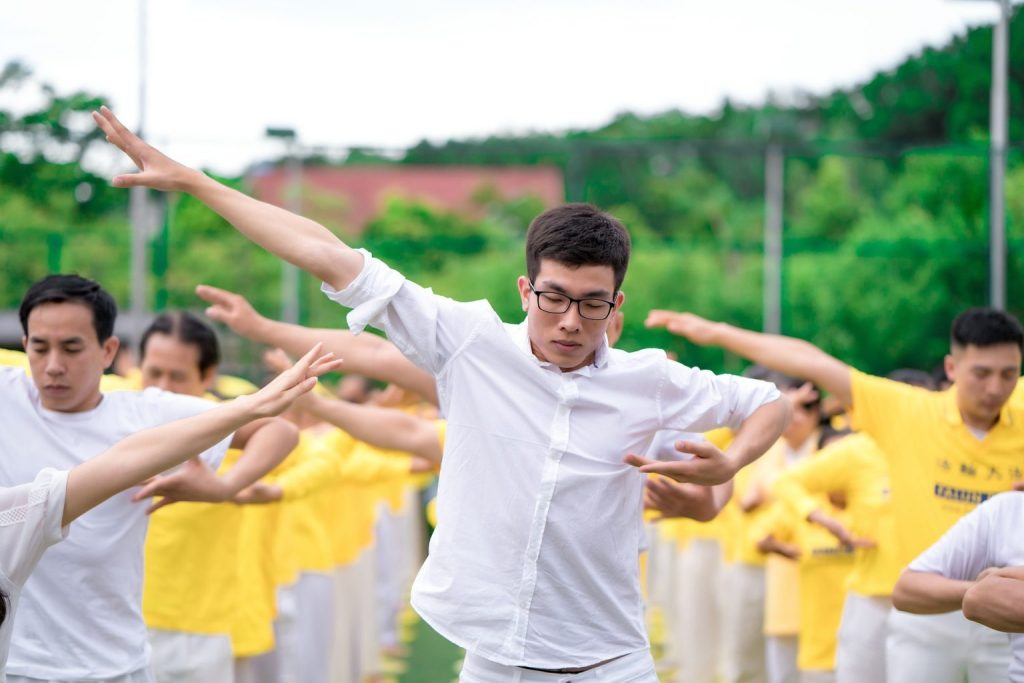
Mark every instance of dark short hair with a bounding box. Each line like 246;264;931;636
19;274;118;343
140;311;221;375
951;308;1024;352
525;203;631;291
886;368;937;390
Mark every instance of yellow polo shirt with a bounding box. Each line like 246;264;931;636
850;369;1024;567
142;453;244;636
755;500;854;671
0;349;29;370
772;431;900;597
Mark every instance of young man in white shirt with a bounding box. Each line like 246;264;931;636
95;107;790;681
1;275;299;683
0;346;337;682
893;493;1024;682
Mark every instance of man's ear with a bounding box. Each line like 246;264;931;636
615;290;626;310
944;353;956;383
517;276;531;312
201;366;219;392
101;336;121;369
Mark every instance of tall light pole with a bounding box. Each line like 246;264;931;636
129;0;150;338
266;127;302;324
989;0;1011;310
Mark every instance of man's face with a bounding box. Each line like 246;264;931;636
140;333;213;397
517;259;624;372
23;301;118;413
946;343;1021;428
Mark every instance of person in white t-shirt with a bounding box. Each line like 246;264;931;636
1;274;300;683
95;107;791;682
0;345;340;682
893;492;1024;682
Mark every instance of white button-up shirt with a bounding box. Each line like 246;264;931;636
323;250;780;669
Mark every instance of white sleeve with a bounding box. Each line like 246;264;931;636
140;389;232;470
0;468;70;587
321;249;493;376
644;430;705;461
658;361;781;433
908;496;999;580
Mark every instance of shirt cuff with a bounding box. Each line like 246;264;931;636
320;248;405;334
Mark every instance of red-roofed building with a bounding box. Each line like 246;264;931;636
248;165;564;237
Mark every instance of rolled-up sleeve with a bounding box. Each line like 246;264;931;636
658;361;781;433
321;249;493;376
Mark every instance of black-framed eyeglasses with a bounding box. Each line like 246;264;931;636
528;282;616;321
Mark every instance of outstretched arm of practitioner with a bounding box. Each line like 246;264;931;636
93;107;362;292
61;345;341;525
646;309;853;408
195;284;437;405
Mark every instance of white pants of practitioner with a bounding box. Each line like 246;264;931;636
290;572;335;683
799;671;835;683
374;506;402;649
676;538;725;683
765;635;798;683
9;669;154;683
148;629;233;683
886;609;1010;683
353;546;382;680
721;563;767;683
835;592;890;683
459;650;658;683
330;562;358;683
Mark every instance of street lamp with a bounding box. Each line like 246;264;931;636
265;127;302;324
953;0;1012;309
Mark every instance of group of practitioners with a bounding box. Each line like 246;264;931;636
0;103;1022;683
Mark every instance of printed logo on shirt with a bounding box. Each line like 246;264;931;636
932;484;992;506
811;546;855;558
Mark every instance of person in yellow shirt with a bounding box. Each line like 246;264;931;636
753;491;855;683
647;306;1023;683
136;312;301;683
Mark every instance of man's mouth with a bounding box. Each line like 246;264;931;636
552;340;581;351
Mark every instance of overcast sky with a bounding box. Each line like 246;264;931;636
1;0;1006;174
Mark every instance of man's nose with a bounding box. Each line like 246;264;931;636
559;304;583;331
45;352;65;375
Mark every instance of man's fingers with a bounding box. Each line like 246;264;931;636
623;453;656;468
644;310;676;329
146;496;178;515
310;357;344;378
673;440;716;459
132;477;166;501
195;284;236;308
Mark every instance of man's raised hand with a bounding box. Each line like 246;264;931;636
239;343;342;419
624;439;737;486
92;106;199;192
645;310;722;346
196;285;265;339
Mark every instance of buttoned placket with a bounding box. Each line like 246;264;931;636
501;370;581;660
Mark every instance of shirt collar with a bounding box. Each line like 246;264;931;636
511;320;611;374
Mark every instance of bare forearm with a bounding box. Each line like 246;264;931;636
184;172;362;290
306;395;442;464
251;319;438;404
726;397;791;471
710;324;852;406
893;570;973;614
964;574;1024;632
221;419;299;495
64;401;252;524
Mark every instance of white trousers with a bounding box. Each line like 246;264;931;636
290;572;335;683
329;563;358;683
886;609;1010;683
459;650;658;683
799;671;835;683
765;635;798;683
676;539;725;683
721;563;767;683
9;669;154;683
148;629;233;683
835;592;890;683
353;546;381;678
374;505;402;649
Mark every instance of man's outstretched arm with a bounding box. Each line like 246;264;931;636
646;310;853;408
93;107;362;292
196;285;438;404
893;569;975;615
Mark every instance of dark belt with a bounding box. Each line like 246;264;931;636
519;654;625;674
